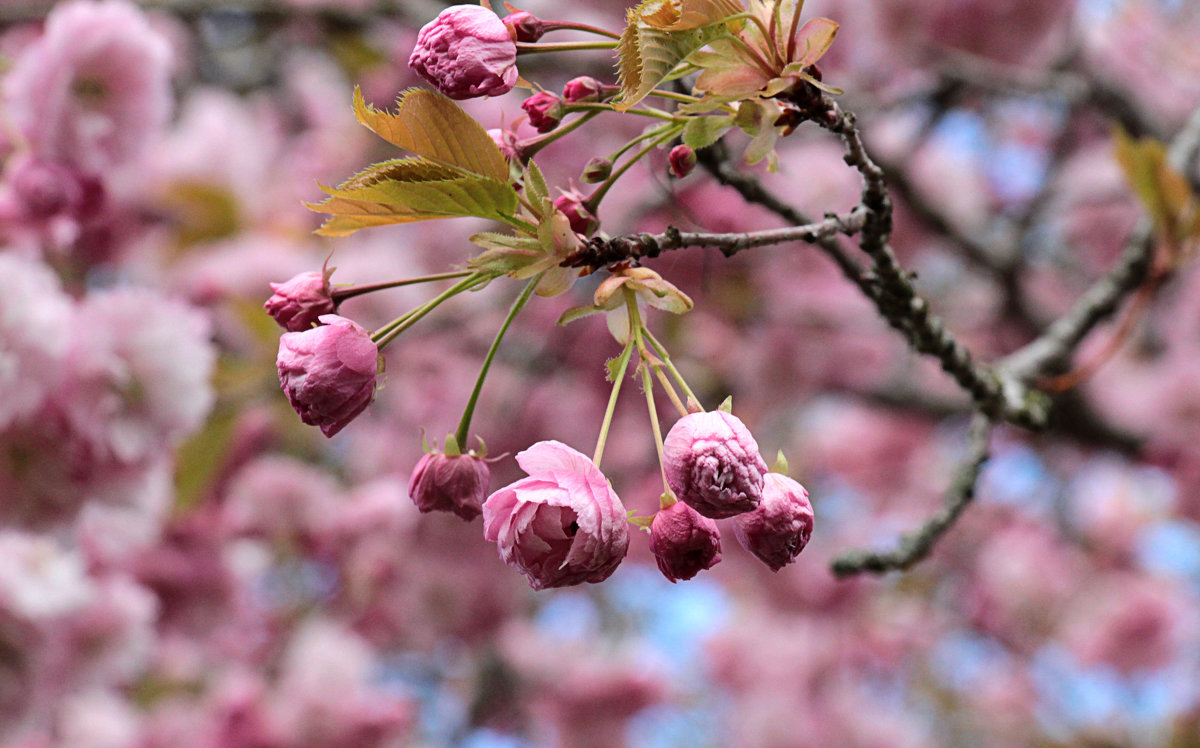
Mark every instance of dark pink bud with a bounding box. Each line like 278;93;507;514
276;315;379;438
264;270;336;332
408;5;518;100
662;410;767;519
733;473;813;571
649;500;722;582
7;155;102;221
668;144;697;178
521;91;562;133
562;76;603;103
553;189;598;236
409;451;489;521
503;10;545;42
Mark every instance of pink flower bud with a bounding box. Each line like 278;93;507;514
483;441;629;589
553;189;598;236
649;500;722;582
409;451;489;521
408;5;518;100
733;473;813;571
668;144;697;178
503;10;545;42
276;315;379;438
264;270;336;332
488;127;522;161
521;91;562;133
662;411;767;519
562;76;603;103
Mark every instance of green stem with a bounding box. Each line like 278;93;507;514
629;293;671;495
454;274;541;448
585;125;683;213
565;103;680;123
593;336;635;468
371;273;490;348
521;110;601;159
645;88;705;104
606;123;677;163
543;21;621;40
331;270;474;303
641;326;700;406
516;40;618;54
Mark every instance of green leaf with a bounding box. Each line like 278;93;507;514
556;304;605;326
309;175;518;236
682;114;734;150
641;0;746;30
615;1;737;111
524;159;550;207
352;86;509;183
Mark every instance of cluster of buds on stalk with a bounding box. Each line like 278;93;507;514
267;0;836;588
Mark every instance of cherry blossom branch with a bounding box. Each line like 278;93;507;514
830;412;993;576
1002;104;1200;382
561;209;867;268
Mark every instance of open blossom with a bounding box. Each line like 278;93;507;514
409;451;489;521
649;500;722;582
483;441;629;589
277;315;379;437
663;410;767;519
733;473;813;571
408;5;518;100
264;270;336;332
0;255;73;430
3;0;173;172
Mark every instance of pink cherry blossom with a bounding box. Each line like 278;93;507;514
408;5;518;100
264;270;336;332
276;315;379;437
408;451;489;521
482;441;629;589
649;499;722;582
3;0;173;172
662;410;767;519
733;472;814;571
0;255;72;430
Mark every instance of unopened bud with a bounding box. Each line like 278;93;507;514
562;76;603;103
668;145;696;178
650;500;721;582
503;10;545;42
581;157;612;183
521;91;562;133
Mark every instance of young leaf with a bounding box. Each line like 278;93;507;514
352;87;509;182
615;1;739;111
524;160;550;207
309;176;518;236
641;0;746;31
682;114;734;149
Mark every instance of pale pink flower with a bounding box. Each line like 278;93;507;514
483;441;629;589
3;0;173;172
733;472;814;571
662;410;767;519
277;315;379;437
649;500;722;582
408;5;518;100
66;288;216;465
222;456;346;547
264;269;336;332
409;451;489;521
4;154;103;223
0;530;93;619
0;255;73;430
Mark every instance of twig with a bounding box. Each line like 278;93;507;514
830;412;993;576
561;209;868;268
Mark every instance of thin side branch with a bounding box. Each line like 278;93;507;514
561;209;867;268
831;412;993;577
